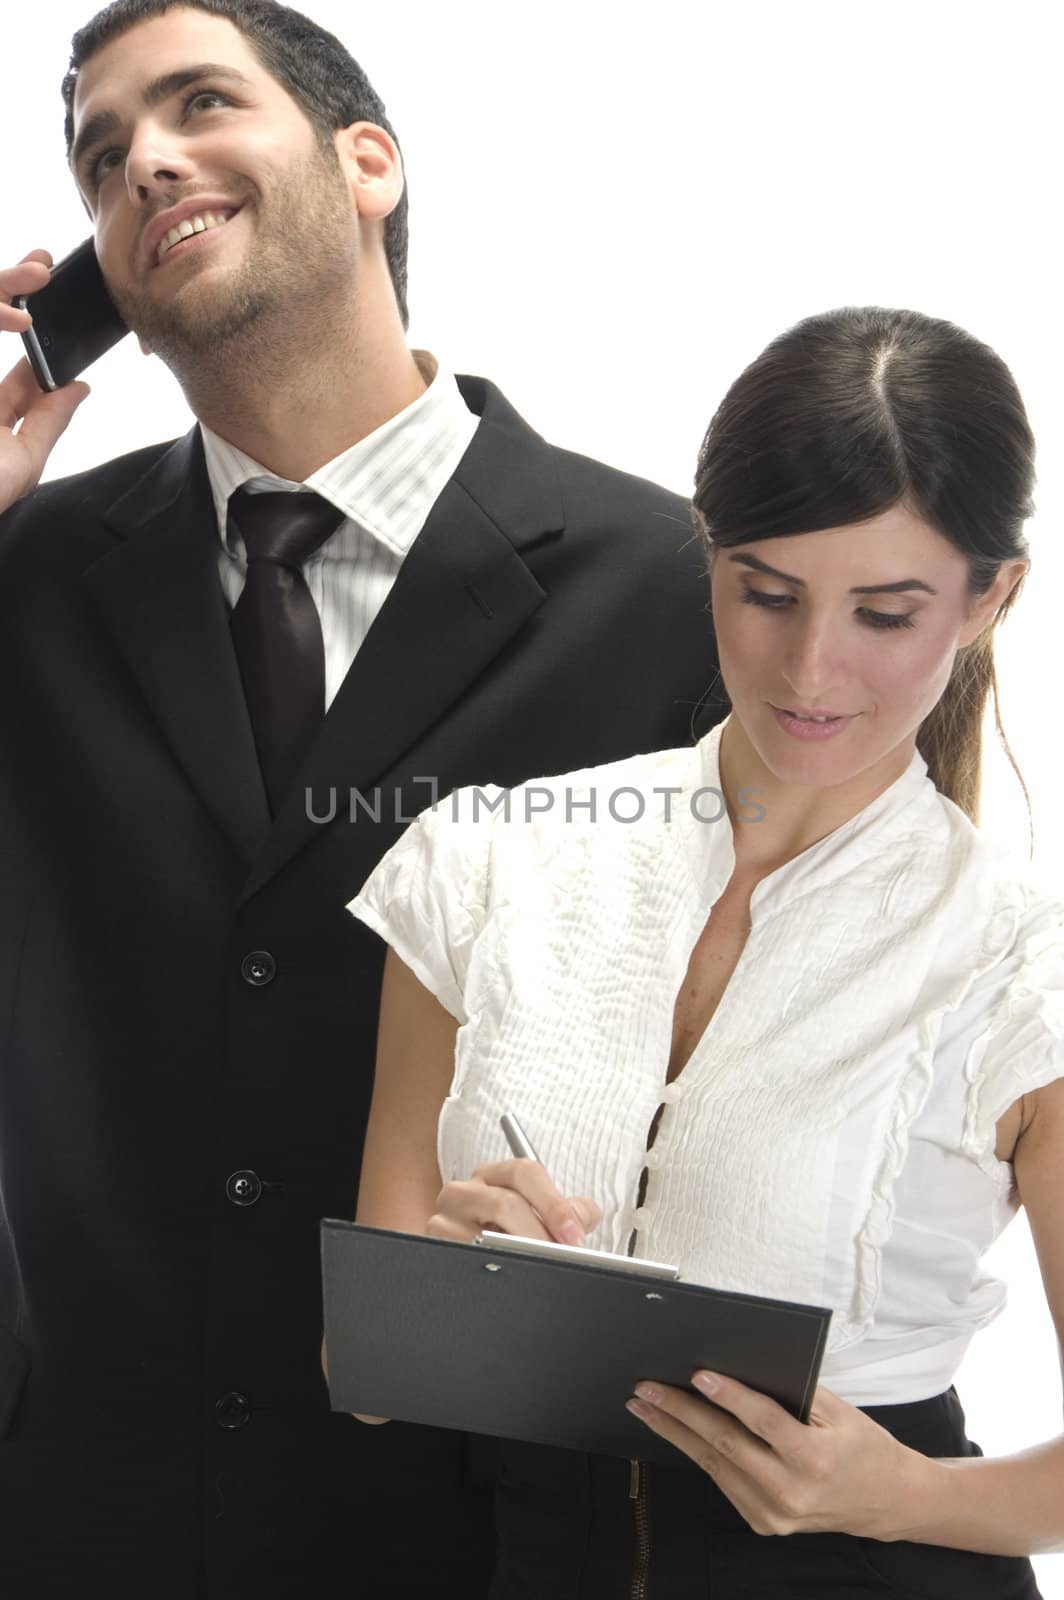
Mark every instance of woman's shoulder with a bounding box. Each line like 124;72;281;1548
929;786;1061;929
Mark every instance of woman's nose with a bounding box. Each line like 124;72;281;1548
780;618;843;704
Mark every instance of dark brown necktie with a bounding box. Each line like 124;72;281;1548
228;487;343;815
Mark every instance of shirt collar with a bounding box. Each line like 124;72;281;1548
200;350;478;560
679;717;935;914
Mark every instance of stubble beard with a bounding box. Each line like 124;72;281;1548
112;140;357;380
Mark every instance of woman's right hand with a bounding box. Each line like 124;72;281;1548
427;1158;603;1245
349;1162;602;1427
1;252;91;516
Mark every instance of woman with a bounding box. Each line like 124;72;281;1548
346;307;1063;1597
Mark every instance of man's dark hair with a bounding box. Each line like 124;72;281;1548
62;0;410;327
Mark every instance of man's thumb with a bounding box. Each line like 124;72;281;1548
55;380;92;419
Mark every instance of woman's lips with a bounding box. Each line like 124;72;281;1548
770;704;856;740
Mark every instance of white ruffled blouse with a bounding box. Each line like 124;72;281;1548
348;722;1064;1406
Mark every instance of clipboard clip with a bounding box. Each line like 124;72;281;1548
474;1230;681;1282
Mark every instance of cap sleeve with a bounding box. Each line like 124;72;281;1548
962;894;1064;1170
347;787;500;1024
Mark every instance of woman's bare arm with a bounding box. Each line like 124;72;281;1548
907;1073;1064;1555
355;947;459;1235
355;947;602;1242
325;950;458;1415
331;948;599;1418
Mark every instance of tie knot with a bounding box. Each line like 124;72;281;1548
228;488;343;570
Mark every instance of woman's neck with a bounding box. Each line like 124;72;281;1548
718;715;918;875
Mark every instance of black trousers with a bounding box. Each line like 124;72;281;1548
490;1389;1044;1598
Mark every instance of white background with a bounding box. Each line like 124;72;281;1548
3;2;1061;1589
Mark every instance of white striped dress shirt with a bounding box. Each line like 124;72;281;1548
200;352;479;708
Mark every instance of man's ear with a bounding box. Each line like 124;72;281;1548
334;120;404;222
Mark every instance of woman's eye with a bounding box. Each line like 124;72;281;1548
858;609;915;631
740;587;916;632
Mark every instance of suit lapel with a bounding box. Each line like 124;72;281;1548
84;427;271;864
82;380;564;892
240;378;564;900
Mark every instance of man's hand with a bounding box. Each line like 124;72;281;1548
427;1157;603;1246
1;252;90;515
626;1372;931;1541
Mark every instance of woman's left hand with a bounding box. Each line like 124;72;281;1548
627;1373;929;1540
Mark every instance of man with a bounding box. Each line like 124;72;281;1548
0;2;722;1594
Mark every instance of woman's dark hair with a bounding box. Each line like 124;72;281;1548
61;0;410;326
693;306;1035;824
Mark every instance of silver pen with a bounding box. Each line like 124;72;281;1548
493;1112;680;1277
500;1112;540;1164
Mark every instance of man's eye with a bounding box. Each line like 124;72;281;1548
91;149;124;185
184;89;232;116
86;91;232;188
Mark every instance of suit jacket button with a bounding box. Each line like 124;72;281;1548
225;1170;263;1207
215;1391;252;1430
241;950;276;986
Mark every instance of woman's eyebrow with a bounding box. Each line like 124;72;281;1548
727;552;938;596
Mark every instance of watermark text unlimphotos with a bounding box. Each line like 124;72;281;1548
305;779;766;826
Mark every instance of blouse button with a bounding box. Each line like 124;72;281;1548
660;1083;683;1105
632;1205;650;1224
643;1149;663;1170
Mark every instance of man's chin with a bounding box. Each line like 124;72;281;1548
124;295;268;365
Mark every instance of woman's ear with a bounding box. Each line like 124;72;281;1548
957;559;1028;647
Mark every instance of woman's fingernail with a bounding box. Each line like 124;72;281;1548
694;1371;720;1396
634;1383;661;1404
559;1221;583;1244
626;1399;653;1421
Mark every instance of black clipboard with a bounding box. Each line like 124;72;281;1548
321;1221;832;1465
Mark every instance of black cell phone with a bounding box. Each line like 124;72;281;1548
16;237;129;392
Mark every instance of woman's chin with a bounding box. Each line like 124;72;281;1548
748;723;866;791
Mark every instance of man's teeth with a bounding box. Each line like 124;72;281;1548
157;211;234;262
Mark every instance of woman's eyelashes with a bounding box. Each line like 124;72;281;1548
738;586;916;631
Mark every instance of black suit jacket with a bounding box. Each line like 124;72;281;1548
0;376;724;1596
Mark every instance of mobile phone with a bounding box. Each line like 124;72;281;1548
474;1230;682;1281
16;237;129;392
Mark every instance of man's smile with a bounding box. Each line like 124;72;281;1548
142;198;244;267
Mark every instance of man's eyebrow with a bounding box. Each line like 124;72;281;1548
726;552;938;596
71;64;254;177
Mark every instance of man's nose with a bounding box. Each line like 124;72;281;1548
125;129;198;204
